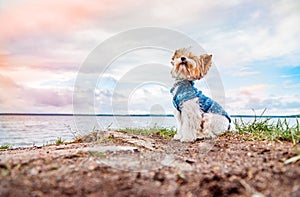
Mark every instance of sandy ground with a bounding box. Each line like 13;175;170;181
0;130;299;197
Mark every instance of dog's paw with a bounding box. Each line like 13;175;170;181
173;134;182;141
197;132;213;140
195;136;213;141
180;137;196;143
228;122;237;132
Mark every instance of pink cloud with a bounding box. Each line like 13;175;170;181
0;87;73;112
0;74;21;90
0;0;129;43
0;74;23;111
0;74;72;112
239;85;269;96
28;88;72;107
0;52;12;69
225;85;270;115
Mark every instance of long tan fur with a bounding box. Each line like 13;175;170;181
171;48;212;80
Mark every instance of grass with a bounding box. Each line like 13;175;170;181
116;127;176;139
68;109;299;146
117;116;299;144
284;147;300;164
231;111;300;164
234;113;300;145
55;137;65;145
97;133;126;143
71;126;97;143
0;144;12;150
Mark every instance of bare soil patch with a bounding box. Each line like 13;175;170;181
0;131;299;197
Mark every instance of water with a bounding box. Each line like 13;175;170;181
0;115;177;148
0;115;298;148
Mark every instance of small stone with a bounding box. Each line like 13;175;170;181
68;165;76;169
88;165;97;171
30;168;38;175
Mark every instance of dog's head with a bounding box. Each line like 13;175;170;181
171;48;212;80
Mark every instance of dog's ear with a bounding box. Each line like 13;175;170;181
172;49;179;61
174;49;179;56
198;54;212;78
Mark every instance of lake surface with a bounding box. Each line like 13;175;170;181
0;115;177;148
0;115;298;148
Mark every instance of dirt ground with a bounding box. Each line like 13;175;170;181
0;130;299;197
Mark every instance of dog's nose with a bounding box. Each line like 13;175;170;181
181;57;186;61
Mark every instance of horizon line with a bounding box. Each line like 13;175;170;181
0;113;299;118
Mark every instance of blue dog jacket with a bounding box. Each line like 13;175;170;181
170;80;231;123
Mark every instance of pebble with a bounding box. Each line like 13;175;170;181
30;169;38;175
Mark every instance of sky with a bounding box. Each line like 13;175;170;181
0;0;299;115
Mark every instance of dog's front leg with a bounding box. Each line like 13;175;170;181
179;111;198;142
180;120;197;142
173;109;183;140
178;99;202;142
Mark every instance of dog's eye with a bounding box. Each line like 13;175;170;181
171;61;174;65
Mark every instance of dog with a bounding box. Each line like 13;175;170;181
170;48;233;142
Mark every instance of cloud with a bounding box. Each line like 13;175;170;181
0;53;81;73
0;50;13;69
0;74;73;112
0;87;73;112
121;85;172;114
29;88;73;107
249;94;300;115
3;0;299;72
0;0;241;44
0;74;22;107
281;73;300;78
1;0;299;115
231;66;261;77
224;85;266;115
93;0;241;31
0;0;132;43
0;74;20;88
225;83;300;115
239;84;269;97
202;0;300;68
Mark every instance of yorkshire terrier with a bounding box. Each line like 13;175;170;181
170;48;233;142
